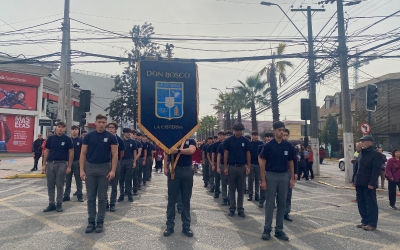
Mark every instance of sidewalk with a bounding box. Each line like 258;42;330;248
0;156;44;179
315;175;388;193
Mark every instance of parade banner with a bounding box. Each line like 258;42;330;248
138;60;199;154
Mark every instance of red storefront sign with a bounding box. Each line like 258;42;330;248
0;71;40;87
0;114;34;153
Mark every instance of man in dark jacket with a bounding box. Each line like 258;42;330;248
354;135;382;231
31;134;44;171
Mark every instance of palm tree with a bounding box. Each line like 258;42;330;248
236;74;270;132
213;92;236;130
259;43;293;122
232;91;247;124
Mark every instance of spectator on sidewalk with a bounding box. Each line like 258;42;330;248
377;148;388;189
351;143;362;203
305;146;314;179
31;134;44;171
385;149;400;210
319;146;326;164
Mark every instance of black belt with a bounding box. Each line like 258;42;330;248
47;160;67;163
229;164;245;167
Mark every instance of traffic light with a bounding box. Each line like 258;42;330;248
79;90;91;112
80;113;87;126
366;84;378;112
301;98;311;120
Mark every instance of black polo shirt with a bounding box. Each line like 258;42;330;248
147;142;155;158
172;138;196;166
250;140;263;165
207;143;214;159
122;138;138;160
217;143;224;165
140;141;148;158
83;130;118;164
202;144;209;161
135;139;142;153
259;139;295;173
223;135;251;165
46;134;73;161
71;136;82;161
212;141;222;162
116;135;125;160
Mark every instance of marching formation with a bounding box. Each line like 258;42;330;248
36;114;398;241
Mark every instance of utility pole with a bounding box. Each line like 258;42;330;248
292;6;325;176
58;0;72;135
336;0;354;183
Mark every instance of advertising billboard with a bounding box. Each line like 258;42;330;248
0;114;34;153
0;83;38;110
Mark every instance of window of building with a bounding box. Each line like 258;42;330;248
334;96;340;106
325;100;330;109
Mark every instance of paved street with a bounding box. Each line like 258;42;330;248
0;159;399;250
320;160;345;178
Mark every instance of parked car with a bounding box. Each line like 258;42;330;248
338;151;392;171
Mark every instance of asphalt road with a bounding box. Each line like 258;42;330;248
0;166;399;250
319;160;345;178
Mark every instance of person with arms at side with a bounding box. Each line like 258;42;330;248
155;144;164;173
319;146;326;164
224;123;251;218
105;122;125;212
63;126;84;202
137;133;148;189
42;122;74;213
217;131;232;206
248;131;263;202
118;128;137;202
351;143;362;203
283;128;298;222
258;132;273;208
80;114;118;233
377;148;387;189
31;134;44;171
131;130;142;195
385;148;400;210
41;131;54;172
163;138;197;237
208;136;217;193
305;146;314;180
212;131;225;199
259;121;295;241
202;137;212;188
353;135;382;231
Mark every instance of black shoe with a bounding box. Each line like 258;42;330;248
262;228;271;240
143;183;146;186
204;183;208;188
248;195;253;201
245;189;248;194
238;212;246;218
222;199;229;206
255;195;259;201
85;221;96;233
73;191;78;196
118;197;124;202
214;193;220;199
128;197;134;202
110;205;116;212
163;228;174;236
56;203;63;212
228;211;235;217
62;196;70;202
133;192;138;196
274;231;289;241
43;203;56;212
284;214;293;222
30;167;36;171
390;205;398;210
95;221;104;233
106;201;109;211
209;188;215;193
138;186;142;190
182;228;193;237
259;203;264;208
77;196;84;202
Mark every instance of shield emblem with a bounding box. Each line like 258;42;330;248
156;81;184;120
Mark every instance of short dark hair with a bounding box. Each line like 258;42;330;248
81;130;88;134
71;125;79;130
245;135;251;140
107;123;118;130
56;121;66;127
251;131;258;136
273;121;285;130
96;114;107;121
392;148;400;157
136;132;143;137
284;128;290;134
218;131;225;135
131;130;137;134
213;135;218;139
225;130;233;136
232;123;245;131
264;132;273;138
123;128;131;133
143;135;148;138
207;137;213;140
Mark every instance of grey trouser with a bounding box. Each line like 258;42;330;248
249;164;260;196
228;165;246;213
147;156;153;180
264;171;289;233
285;173;293;216
119;159;133;198
209;161;215;188
107;162;121;205
220;165;228;199
85;161;110;222
64;160;83;197
46;161;67;204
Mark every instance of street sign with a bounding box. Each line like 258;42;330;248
360;122;371;135
39;119;52;126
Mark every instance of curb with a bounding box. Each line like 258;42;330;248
317;181;387;192
2;173;46;179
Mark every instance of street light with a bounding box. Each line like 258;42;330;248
260;1;308;42
211;87;222;93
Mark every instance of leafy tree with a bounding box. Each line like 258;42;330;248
198;115;218;140
321;114;339;150
213;92;236;130
259;43;293;122
105;23;168;127
236;74;270;132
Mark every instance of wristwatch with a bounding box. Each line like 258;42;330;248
178;149;181;154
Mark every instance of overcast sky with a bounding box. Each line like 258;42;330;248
1;0;399;120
